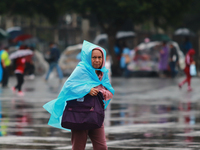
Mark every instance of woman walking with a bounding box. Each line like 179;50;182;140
43;40;114;150
178;49;196;91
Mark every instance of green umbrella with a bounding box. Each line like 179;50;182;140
150;34;171;42
0;28;9;40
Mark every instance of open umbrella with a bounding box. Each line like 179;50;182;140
0;28;9;40
93;31;136;44
7;26;23;39
116;31;136;39
9;49;33;60
13;34;32;43
174;28;195;36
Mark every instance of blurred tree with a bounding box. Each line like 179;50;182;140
0;0;192;74
62;0;192;75
0;0;66;24
182;0;200;31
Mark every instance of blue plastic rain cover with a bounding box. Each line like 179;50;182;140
43;40;115;130
0;50;4;82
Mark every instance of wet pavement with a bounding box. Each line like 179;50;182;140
0;75;200;150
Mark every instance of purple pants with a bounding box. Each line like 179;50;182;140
71;124;107;150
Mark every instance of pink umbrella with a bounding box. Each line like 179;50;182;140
9;49;33;60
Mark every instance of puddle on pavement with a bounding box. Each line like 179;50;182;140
0;97;200;149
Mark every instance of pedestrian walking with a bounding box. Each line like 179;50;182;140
45;42;63;82
1;46;11;88
158;41;169;77
178;49;196;91
169;44;179;78
43;40;114;150
11;46;29;96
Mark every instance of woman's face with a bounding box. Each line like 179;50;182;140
91;49;103;69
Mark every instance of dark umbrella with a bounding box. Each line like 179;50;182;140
13;34;32;43
7;26;23;39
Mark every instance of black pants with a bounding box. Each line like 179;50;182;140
15;73;24;91
2;67;9;87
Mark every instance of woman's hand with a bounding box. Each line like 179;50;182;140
89;88;99;96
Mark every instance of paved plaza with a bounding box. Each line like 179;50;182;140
0;75;200;150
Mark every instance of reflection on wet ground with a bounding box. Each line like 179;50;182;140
0;76;200;149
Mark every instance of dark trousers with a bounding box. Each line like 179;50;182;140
71;124;107;150
2;67;9;87
15;73;24;91
169;62;178;78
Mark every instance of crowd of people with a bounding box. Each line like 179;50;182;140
0;41;65;96
114;38;196;91
0;37;197;96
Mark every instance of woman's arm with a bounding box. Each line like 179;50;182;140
95;85;113;100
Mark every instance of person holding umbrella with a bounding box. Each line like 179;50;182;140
10;45;33;96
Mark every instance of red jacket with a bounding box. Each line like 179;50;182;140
15;57;26;74
184;49;195;75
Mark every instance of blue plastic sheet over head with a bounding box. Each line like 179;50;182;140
43;40;115;130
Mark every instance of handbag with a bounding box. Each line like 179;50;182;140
61;92;105;130
190;64;197;76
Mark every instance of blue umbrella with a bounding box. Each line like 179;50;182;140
7;27;23;39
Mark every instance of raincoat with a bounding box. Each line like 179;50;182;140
43;40;115;130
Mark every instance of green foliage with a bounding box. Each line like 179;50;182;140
182;0;200;31
62;0;192;31
0;0;193;28
0;0;68;24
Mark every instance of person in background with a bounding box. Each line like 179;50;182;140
0;49;4;84
11;46;27;96
45;42;63;82
1;47;11;88
158;41;169;77
181;37;192;55
120;41;131;77
169;44;179;78
178;49;196;91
